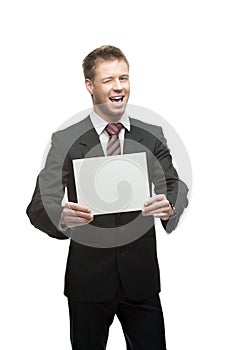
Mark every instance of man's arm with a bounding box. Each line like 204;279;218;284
26;132;71;239
26;131;93;239
142;126;189;233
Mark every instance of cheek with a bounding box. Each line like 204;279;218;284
126;83;130;91
96;88;109;99
93;91;108;104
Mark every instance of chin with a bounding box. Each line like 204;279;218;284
95;102;127;120
110;103;127;114
109;108;126;120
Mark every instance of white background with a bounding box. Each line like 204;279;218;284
1;1;232;349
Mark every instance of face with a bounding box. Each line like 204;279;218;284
85;59;130;122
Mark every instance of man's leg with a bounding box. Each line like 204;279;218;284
68;298;116;350
116;293;167;350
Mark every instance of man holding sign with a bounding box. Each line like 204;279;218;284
27;45;188;350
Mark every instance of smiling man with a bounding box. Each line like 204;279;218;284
27;45;189;350
85;58;130;121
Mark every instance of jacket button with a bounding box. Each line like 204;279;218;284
119;247;126;254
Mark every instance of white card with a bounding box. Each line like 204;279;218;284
72;152;150;215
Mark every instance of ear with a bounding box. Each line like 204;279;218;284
85;78;94;95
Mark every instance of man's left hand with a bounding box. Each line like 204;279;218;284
141;194;174;221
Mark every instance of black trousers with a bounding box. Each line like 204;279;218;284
67;282;167;350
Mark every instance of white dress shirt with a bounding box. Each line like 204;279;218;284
90;110;131;155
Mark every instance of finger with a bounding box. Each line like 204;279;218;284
75;211;93;220
142;210;160;216
142;200;169;215
66;216;93;224
63;210;93;220
66;202;92;212
65;202;91;213
144;194;166;207
142;205;170;217
63;215;94;227
62;208;90;218
153;212;170;219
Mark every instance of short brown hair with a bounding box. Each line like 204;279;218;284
82;45;129;81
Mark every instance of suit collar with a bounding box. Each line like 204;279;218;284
78;115;144;157
90;110;131;135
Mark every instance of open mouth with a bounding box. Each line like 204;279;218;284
109;96;124;104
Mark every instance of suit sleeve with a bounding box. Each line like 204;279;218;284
26;132;71;239
152;126;189;233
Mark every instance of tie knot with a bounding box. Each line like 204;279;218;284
106;123;123;136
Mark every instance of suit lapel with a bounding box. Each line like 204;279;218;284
123;118;144;154
77;116;105;158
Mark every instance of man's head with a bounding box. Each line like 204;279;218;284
83;45;130;122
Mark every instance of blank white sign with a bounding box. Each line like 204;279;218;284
72;152;150;215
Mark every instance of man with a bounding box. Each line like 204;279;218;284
27;45;188;349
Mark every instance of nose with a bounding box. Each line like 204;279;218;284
112;78;123;91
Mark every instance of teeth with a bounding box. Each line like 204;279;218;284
110;96;123;102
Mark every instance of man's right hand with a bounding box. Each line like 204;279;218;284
60;202;94;228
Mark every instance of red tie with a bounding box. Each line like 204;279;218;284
106;123;123;156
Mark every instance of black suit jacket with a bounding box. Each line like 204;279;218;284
26;116;188;301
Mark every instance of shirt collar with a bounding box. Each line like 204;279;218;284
90;110;131;136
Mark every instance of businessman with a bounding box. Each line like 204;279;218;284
27;45;189;350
